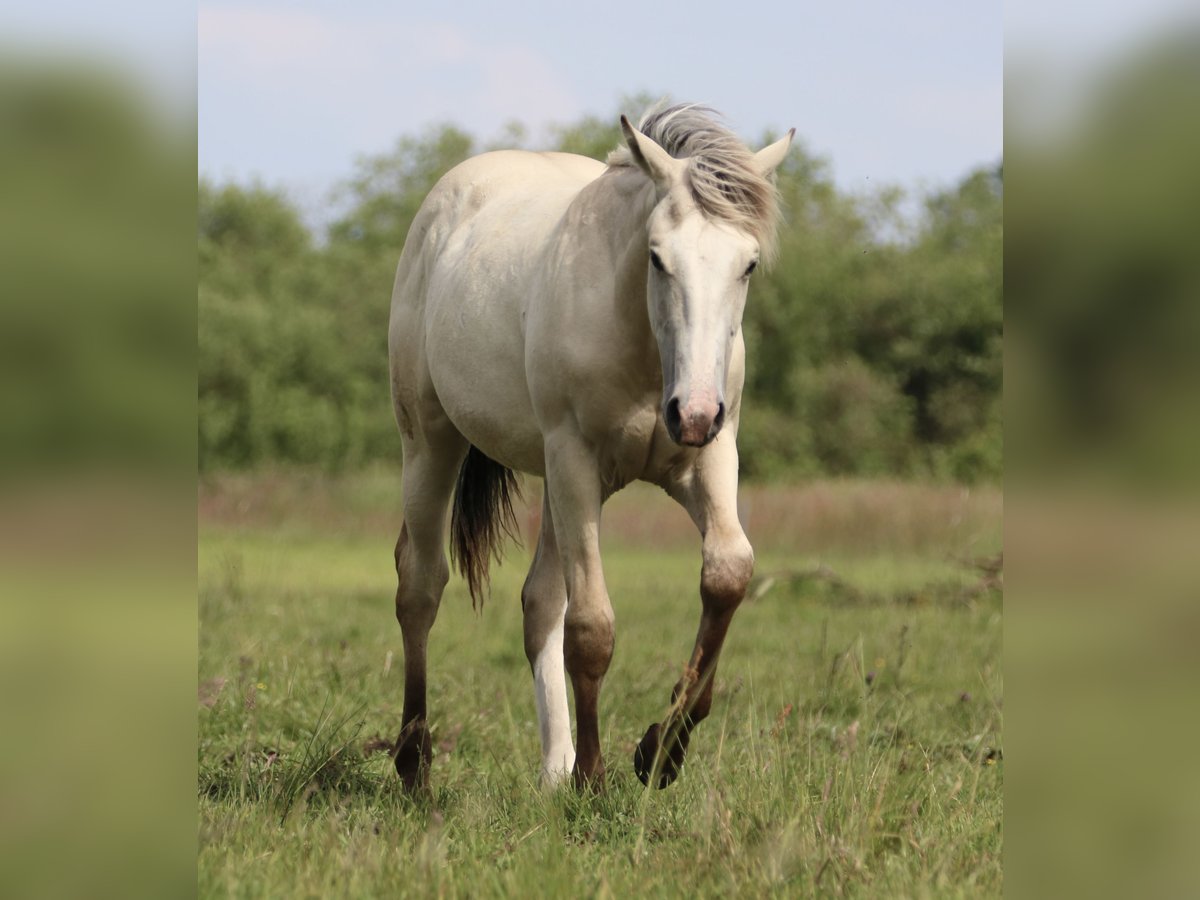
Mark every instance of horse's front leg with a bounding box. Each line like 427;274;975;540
543;430;614;788
636;432;754;788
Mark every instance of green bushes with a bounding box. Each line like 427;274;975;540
199;112;1001;482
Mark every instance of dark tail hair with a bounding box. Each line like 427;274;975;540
450;446;523;608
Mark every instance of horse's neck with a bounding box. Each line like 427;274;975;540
579;168;657;322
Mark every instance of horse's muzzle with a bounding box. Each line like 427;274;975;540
665;395;726;447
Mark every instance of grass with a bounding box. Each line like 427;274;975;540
198;471;1002;897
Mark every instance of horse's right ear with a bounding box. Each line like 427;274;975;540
620;115;682;188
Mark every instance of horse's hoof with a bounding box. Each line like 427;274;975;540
394;722;432;793
633;722;683;789
571;759;607;792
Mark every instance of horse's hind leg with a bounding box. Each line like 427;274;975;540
635;431;754;788
521;492;575;786
393;426;468;793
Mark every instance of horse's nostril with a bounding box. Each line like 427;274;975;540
665;397;682;435
713;402;726;433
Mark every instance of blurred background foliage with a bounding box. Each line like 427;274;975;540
198;101;1001;482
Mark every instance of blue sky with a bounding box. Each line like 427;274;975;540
8;0;1196;203
197;0;1002;204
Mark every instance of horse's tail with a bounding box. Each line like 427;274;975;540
450;445;523;608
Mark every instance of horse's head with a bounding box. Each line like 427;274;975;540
619;115;792;448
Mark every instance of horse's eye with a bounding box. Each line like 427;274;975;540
744;259;758;277
650;250;665;272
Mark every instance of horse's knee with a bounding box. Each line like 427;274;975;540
563;602;614;681
701;533;754;612
522;585;565;667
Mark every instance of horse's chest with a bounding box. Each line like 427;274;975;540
585;402;691;492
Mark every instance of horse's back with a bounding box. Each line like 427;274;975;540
389;150;605;472
411;149;601;239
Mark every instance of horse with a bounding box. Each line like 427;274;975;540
387;103;792;791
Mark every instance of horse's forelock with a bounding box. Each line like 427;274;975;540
607;103;781;264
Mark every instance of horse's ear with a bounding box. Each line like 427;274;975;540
752;128;795;177
620;115;682;188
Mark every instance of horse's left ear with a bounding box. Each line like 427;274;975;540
752;128;795;177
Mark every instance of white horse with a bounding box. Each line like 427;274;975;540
388;104;792;790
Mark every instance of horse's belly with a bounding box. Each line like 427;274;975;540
425;297;546;477
447;393;547;477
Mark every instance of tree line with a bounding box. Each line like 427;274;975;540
199;106;1000;482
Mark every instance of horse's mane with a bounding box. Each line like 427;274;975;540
607;102;782;264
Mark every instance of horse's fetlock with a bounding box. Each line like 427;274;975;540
687;691;715;724
394;719;433;792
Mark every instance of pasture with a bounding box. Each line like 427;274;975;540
198;471;1002;897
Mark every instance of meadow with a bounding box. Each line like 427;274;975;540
198;470;1002;898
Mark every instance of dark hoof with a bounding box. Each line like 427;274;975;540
394;721;432;793
571;757;607;792
633;722;687;789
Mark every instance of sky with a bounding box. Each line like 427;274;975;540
195;0;1002;210
7;0;1196;207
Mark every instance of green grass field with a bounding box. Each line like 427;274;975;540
199;472;1002;897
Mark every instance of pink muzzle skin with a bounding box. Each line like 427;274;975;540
677;397;720;446
665;390;726;447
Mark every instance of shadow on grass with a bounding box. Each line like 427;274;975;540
199;699;422;820
748;553;1002;609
